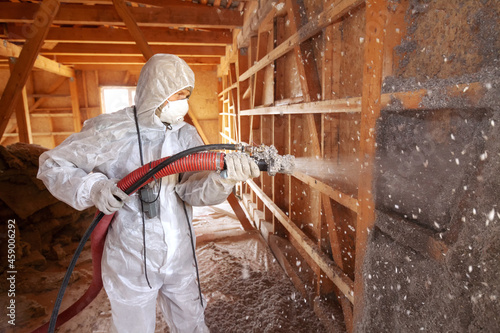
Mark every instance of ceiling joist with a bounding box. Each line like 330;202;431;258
4;25;233;46
51;55;221;65
39;43;226;56
0;2;243;29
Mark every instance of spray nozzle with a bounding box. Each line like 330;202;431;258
246;144;295;176
220;143;295;178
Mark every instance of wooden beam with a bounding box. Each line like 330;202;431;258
286;0;322;102
187;109;210;146
237;0;285;48
69;77;82;132
0;0;60;139
0;2;243;29
51;55;220;65
219;132;237;143
218;83;237;97
241;97;362;115
239;0;365;82
9;60;33;144
293;171;359;213
6;25;232;46
353;1;388;330
240;81;488;116
40;43;225;56
247;179;355;303
112;0;153;60
322;193;354;332
0;39;74;77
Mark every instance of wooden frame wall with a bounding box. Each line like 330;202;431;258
217;0;490;330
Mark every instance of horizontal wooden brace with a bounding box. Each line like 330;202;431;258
0;39;74;77
29;94;70;98
31;113;74;117
241;97;362;115
218;83;238;97
246;179;355;303
2;131;75;137
240;81;489;116
293;171;359;213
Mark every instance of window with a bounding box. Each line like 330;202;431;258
101;87;136;114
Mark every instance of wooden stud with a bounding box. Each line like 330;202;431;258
353;1;388;330
68;77;82;132
112;0;154;60
0;0;61;138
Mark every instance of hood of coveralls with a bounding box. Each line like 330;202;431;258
134;54;195;122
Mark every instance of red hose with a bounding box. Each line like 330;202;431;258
32;152;224;332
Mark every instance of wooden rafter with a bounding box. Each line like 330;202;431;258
0;38;74;77
6;25;232;46
0;0;61;138
112;0;154;60
0;2;243;29
9;60;33;144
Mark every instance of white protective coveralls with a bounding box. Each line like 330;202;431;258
37;54;237;332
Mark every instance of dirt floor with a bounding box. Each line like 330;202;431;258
1;202;328;333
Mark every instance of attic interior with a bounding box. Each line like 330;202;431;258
0;0;499;332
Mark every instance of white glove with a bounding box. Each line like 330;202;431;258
90;179;129;215
223;152;260;182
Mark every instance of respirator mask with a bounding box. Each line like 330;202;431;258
157;98;189;124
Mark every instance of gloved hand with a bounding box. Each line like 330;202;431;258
223;152;260;183
90;179;129;215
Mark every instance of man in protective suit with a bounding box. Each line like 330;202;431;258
37;54;260;332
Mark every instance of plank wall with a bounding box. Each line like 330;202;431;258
217;0;405;330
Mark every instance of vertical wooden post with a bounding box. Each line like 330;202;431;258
0;0;60;137
353;0;388;330
69;77;82;132
9;58;33;144
237;48;250;143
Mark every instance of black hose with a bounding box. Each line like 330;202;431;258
47;143;239;333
